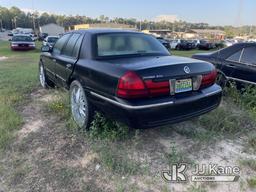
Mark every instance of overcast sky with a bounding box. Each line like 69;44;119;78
0;0;255;26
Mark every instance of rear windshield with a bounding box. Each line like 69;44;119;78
12;36;32;42
96;33;169;57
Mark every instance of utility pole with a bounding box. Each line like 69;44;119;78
32;15;36;31
0;19;3;31
249;24;253;37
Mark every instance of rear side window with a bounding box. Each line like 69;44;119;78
227;49;242;62
53;34;71;55
62;33;81;57
240;47;256;65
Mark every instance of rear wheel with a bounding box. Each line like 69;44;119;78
70;80;94;130
39;63;54;88
216;72;227;88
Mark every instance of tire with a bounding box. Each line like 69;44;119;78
216;72;227;88
39;62;55;88
70;80;94;130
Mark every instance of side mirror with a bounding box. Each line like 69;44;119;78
41;46;52;52
8;39;12;41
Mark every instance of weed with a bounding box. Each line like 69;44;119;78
89;112;129;141
198;107;253;135
187;184;207;192
166;145;192;165
248;133;256;150
240;159;256;171
247;177;256;188
93;141;141;175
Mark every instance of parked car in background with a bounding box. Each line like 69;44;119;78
38;33;48;41
198;40;215;50
43;36;59;48
175;40;194;50
192;43;256;87
170;39;181;49
156;37;171;50
39;29;222;129
9;35;35;51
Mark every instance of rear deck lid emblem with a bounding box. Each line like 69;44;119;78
184;66;190;74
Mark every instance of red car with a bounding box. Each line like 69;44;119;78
10;35;36;51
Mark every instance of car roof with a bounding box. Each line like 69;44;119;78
70;28;141;35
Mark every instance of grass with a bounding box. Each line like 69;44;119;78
89;112;130;141
166;145;192;165
240;159;256;171
247;177;256;188
187;185;207;192
0;40;40;150
92;141;142;176
248;134;256;150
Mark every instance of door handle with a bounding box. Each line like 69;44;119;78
66;64;72;68
227;64;236;68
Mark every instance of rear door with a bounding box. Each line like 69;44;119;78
220;48;243;78
231;46;256;84
54;33;83;86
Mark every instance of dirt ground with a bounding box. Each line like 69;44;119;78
0;88;256;192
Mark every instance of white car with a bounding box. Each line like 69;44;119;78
43;36;59;48
169;39;181;49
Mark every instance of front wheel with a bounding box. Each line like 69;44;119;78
70;80;94;130
39;63;54;88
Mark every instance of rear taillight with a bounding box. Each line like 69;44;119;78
116;71;170;99
200;69;217;88
144;80;170;97
117;71;148;99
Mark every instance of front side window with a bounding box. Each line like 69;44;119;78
53;34;71;55
240;47;256;65
96;33;169;57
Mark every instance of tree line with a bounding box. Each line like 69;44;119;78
0;6;255;37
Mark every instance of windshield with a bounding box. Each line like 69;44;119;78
48;37;59;43
12;36;33;42
96;33;170;57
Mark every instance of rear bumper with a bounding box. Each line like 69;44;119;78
89;84;222;128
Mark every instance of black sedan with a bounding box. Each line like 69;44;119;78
176;40;194;50
192;43;256;87
39;29;222;129
198;40;215;50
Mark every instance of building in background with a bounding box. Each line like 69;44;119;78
185;29;226;40
39;23;65;36
71;23;137;31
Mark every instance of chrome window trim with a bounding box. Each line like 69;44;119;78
227;76;256;85
226;48;256;67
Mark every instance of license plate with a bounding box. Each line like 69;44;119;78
175;79;192;93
